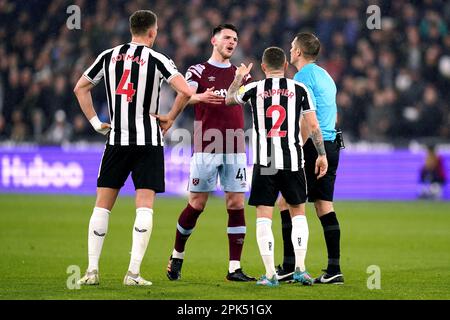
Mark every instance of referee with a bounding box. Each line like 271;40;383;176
73;10;193;286
277;32;344;284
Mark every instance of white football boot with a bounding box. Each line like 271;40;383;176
123;271;152;286
77;270;99;285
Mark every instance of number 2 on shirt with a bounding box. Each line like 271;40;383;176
116;69;136;102
266;105;287;138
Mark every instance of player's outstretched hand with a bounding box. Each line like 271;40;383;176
315;155;328;179
153;114;173;136
193;87;224;105
236;63;253;77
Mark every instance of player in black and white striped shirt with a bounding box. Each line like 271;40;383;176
225;47;328;286
73;10;220;287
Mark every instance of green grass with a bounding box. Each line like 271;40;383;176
0;194;449;300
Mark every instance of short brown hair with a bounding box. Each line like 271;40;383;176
294;32;321;59
212;24;239;37
262;47;286;70
129;10;157;36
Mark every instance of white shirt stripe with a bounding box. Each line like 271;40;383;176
256;80;267;166
135;47;149;146
108;46;122;145
149;69;160;146
119;46;135;146
287;79;299;171
270;78;284;170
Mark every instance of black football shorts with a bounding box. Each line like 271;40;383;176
97;145;165;192
303;138;340;202
248;164;307;207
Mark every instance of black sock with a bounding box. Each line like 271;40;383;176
319;212;341;274
280;210;295;272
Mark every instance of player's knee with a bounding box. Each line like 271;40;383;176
189;194;208;211
289;203;306;216
314;200;334;216
277;196;289;211
225;194;244;210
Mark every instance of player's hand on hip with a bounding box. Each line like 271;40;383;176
315;155;328;179
196;87;224;104
236;63;253;77
89;116;111;135
153;114;173;136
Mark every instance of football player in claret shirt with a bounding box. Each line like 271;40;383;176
157;24;255;282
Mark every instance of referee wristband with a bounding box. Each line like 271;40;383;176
89;115;102;130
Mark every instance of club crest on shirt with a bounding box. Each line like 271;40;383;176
192;178;200;186
208;76;216;82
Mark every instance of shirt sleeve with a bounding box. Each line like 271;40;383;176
242;73;252;85
235;81;258;104
153;52;181;83
295;82;316;114
83;50;110;86
185;65;203;91
294;70;316;108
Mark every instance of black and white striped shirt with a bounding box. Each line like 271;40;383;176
235;77;315;171
83;42;180;146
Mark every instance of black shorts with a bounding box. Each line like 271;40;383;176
97;145;165;192
248;164;307;207
303;138;340;202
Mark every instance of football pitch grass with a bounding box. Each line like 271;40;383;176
0;194;449;300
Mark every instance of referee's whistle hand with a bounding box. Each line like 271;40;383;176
315;155;328;179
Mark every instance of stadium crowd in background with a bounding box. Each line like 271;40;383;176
0;0;449;145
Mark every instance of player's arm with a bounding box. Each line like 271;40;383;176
295;71;315;144
157;78;223;135
303;112;328;178
155;83;196;135
73;76;110;135
225;63;253;105
300;82;327;178
300;116;310;145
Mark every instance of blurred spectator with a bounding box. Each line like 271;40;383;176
10;110;27;142
416;85;444;138
44;109;72;145
419;144;447;200
71;113;92;142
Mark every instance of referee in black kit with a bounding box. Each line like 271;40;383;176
73;10;219;286
276;33;345;284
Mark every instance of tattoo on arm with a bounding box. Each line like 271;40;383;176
226;74;244;105
310;128;326;156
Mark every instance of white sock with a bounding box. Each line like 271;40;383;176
291;215;309;272
128;208;153;275
172;249;185;259
87;207;110;272
229;260;241;273
256;218;276;278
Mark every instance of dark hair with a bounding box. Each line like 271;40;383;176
212;23;238;37
294;32;321;59
129;10;157;36
262;47;286;70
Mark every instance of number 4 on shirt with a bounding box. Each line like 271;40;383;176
267;105;287;138
116;69;136;102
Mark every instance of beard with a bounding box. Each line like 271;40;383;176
218;46;234;59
